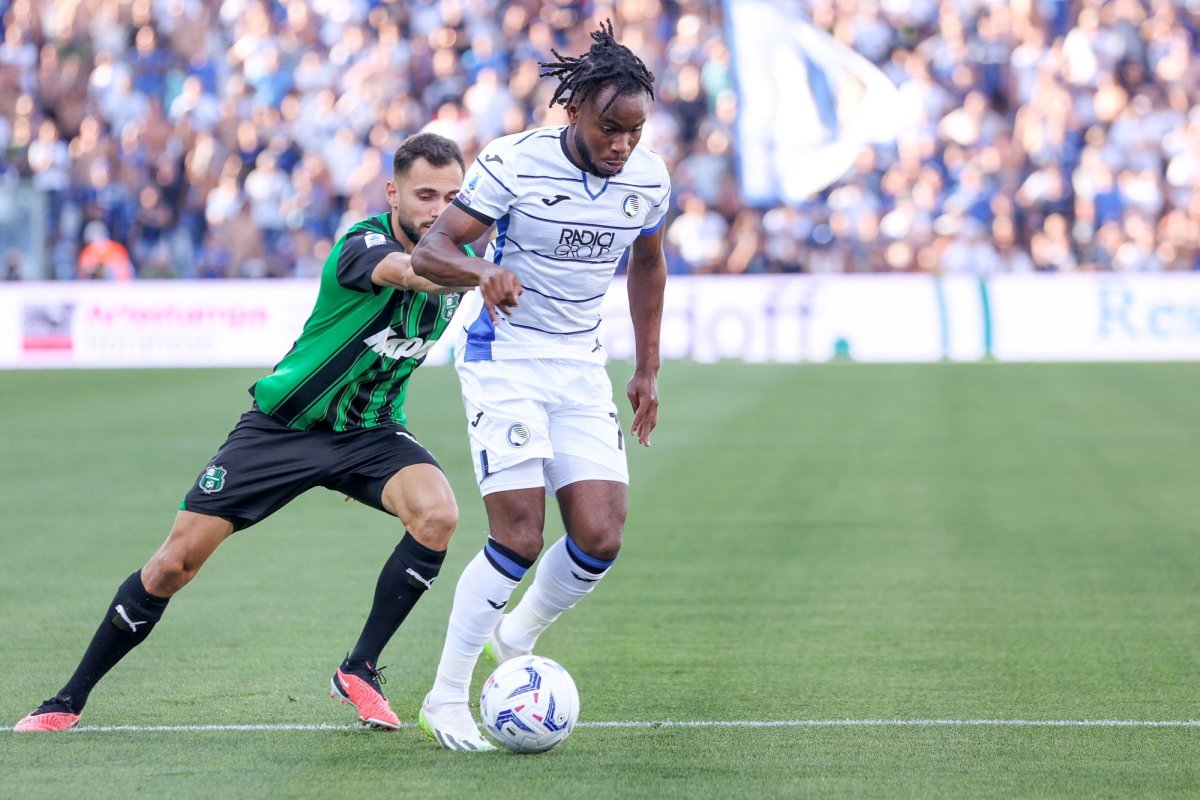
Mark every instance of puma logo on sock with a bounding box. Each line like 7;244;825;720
406;568;434;590
113;604;147;632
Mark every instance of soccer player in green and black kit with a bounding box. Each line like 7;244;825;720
15;132;480;733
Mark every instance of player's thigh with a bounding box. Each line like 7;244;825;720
182;409;331;531
554;478;627;560
482;485;549;560
457;358;553;486
325;423;443;515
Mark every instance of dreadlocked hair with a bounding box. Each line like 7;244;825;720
540;19;655;113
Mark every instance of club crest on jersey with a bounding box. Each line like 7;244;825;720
506;423;531;448
199;465;227;494
621;193;642;219
441;294;459;320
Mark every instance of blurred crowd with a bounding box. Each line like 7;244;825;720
1;0;1199;280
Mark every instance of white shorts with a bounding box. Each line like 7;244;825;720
456;356;629;495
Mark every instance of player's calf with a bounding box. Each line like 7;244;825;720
14;569;171;732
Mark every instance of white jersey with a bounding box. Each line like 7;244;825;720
453;125;670;363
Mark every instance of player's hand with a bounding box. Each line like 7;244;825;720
479;264;522;322
626;370;659;447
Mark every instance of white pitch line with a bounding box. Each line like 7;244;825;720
62;719;1200;733
585;719;1200;729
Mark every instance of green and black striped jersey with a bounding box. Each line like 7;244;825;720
251;213;470;431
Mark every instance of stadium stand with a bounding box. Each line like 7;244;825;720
1;0;1197;279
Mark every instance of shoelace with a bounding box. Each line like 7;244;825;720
364;662;388;690
38;695;75;714
359;662;388;691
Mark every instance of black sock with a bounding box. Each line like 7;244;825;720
346;533;446;669
58;570;170;711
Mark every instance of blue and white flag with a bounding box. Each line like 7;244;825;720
724;0;901;205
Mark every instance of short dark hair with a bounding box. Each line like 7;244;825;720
393;132;466;178
540;19;655;114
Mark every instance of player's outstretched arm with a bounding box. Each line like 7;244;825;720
371;252;468;294
411;205;523;322
625;227;667;447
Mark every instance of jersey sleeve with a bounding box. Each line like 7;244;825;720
336;229;406;294
641;161;672;236
453;141;519;225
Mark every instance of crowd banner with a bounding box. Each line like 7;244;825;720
724;0;903;205
2;275;1199;369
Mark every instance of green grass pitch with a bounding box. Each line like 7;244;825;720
1;362;1197;798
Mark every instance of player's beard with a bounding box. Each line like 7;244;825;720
574;126;623;177
395;212;424;247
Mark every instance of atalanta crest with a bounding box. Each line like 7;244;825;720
621;193;641;219
506;423;531;448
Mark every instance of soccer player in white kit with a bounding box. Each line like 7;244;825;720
410;21;669;750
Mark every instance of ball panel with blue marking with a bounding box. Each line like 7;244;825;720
479;654;580;753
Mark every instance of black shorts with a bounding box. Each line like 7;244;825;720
181;409;441;531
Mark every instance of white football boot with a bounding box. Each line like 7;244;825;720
418;694;495;751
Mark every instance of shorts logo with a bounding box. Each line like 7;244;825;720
621;193;641;219
198;465;227;494
506;423;531;448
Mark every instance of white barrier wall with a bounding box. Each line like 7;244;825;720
2;274;1199;368
599;274;988;363
987;274;1200;361
0;281;319;368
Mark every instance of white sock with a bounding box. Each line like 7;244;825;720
426;544;526;706
498;535;612;654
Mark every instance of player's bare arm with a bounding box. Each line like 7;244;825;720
411;204;523;322
625;225;667;447
370;251;468;294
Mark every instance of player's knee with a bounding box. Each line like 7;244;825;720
487;508;547;560
574;528;622;562
497;529;544;561
568;504;625;561
142;512;231;595
142;548;199;596
407;500;459;549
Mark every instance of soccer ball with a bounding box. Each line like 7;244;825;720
479;654;580;753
